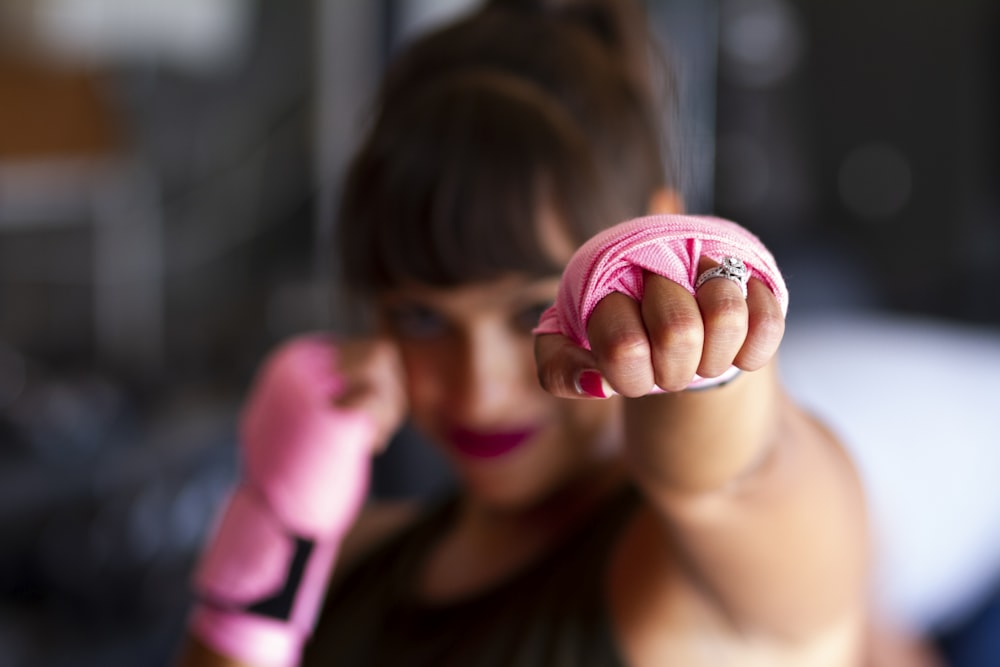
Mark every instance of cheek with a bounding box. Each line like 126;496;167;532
398;344;443;409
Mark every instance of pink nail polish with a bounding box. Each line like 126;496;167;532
576;370;613;398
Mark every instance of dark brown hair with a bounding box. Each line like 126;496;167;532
336;0;670;299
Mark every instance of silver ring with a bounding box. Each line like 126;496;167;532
695;257;749;298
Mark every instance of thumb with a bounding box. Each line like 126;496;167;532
534;333;614;399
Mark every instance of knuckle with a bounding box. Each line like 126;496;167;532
754;309;786;343
705;310;749;342
739;314;785;370
698;363;729;379
594;330;653;396
643;308;703;390
651;316;703;355
705;296;748;332
655;370;691;393
600;330;651;369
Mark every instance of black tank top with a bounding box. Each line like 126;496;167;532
303;484;640;667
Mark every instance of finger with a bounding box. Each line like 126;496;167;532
586;293;654;397
534;333;605;399
734;278;785;370
694;258;749;378
333;341;407;450
640;272;704;392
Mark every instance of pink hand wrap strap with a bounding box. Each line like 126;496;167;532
534;214;789;390
189;485;359;667
190;337;376;667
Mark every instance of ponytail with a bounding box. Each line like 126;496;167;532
483;0;657;102
482;0;677;194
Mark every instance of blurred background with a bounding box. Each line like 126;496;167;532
0;0;997;665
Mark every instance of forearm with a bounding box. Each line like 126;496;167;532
627;362;872;636
181;337;401;667
535;214;871;637
623;360;782;496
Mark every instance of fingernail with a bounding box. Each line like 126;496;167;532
575;369;616;399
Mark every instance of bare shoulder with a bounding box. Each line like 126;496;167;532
333;500;422;580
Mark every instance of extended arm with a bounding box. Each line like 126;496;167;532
624;361;869;638
535;216;870;640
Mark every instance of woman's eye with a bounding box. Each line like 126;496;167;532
513;301;554;333
385;305;449;339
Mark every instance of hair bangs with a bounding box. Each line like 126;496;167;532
339;70;602;295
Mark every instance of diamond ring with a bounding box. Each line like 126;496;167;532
694;257;750;298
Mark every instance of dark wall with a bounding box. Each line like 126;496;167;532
715;0;999;323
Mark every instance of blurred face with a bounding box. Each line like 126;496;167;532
377;272;622;511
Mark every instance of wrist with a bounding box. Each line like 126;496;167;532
189;605;304;667
191;488;345;665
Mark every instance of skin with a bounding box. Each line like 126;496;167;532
379;276;622;509
176;198;941;667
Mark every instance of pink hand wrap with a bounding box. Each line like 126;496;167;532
190;336;375;667
534;214;789;390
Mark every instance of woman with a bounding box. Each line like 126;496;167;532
177;2;938;665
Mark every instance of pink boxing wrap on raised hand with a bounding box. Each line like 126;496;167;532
534;214;789;390
190;336;376;667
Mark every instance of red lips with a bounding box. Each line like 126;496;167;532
447;426;539;459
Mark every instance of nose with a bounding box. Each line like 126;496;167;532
448;322;532;427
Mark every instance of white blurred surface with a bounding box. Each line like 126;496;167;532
6;0;254;72
781;313;1000;632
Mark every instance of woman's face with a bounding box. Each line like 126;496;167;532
378;272;622;511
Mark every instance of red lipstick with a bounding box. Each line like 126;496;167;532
447;426;539;459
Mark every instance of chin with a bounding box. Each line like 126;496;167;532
453;464;548;512
457;453;597;515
